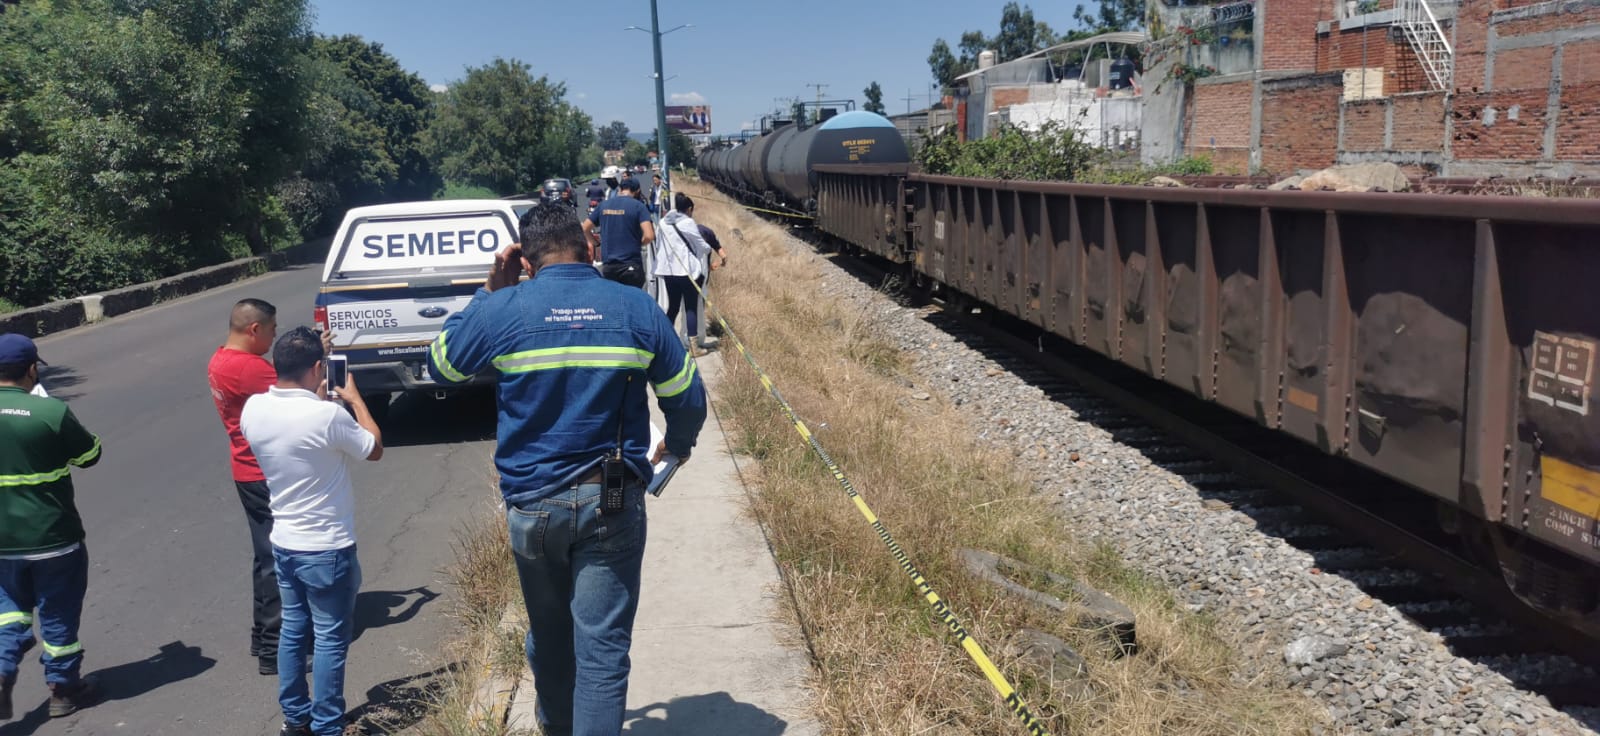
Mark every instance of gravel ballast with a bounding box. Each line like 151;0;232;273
762;233;1600;736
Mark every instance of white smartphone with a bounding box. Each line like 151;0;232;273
326;355;348;391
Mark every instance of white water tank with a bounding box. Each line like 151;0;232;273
978;50;997;69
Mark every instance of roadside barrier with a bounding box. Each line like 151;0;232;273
658;227;1054;736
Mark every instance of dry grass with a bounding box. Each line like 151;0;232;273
392;503;530;736
684;180;1326;735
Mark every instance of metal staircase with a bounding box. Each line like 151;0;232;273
1397;0;1455;91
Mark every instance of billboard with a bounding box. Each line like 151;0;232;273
665;105;712;134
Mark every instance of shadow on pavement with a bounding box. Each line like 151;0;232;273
94;640;216;702
345;662;459;734
624;692;790;735
353;586;440;642
0;641;215;736
379;388;498;448
35;364;85;403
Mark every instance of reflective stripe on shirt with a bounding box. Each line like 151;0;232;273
654;354;697;398
492;346;654;374
431;330;471;383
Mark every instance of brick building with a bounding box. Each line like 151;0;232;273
1142;0;1600;177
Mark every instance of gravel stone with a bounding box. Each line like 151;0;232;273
1286;636;1350;666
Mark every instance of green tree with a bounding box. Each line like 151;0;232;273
278;35;440;236
426;58;585;194
863;81;886;115
1073;0;1143;33
651;128;695;170
996;3;1059;61
928;3;1063;90
312;36;440;202
539;104;595;180
1;0;312;256
622;139;648;168
597;120;631;151
928;39;960;90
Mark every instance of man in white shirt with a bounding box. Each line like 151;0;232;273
240;327;383;736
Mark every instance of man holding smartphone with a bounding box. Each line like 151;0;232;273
427;203;705;736
241;327;382;736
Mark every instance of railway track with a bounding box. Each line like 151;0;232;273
807;234;1600;721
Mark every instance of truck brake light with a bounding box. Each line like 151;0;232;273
314;305;328;333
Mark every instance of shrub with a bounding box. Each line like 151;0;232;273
917;122;1094;182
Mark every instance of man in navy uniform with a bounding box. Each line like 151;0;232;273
582;178;655;289
427;204;705;736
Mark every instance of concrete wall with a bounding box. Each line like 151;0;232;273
0;238;328;339
1141;59;1189;165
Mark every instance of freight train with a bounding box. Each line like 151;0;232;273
700;112;1600;634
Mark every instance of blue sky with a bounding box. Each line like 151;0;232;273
311;0;1083;137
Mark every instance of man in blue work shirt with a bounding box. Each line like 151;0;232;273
581;178;655;290
427;203;705;736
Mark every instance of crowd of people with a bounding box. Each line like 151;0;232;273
0;190;716;736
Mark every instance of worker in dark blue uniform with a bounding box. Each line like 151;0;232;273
426;203;705;736
583;178;606;215
581;178;655;289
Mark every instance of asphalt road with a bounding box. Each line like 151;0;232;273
3;264;501;735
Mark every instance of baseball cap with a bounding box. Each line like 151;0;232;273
0;333;45;366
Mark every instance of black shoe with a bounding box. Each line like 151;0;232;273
47;675;97;718
258;655;277;676
1;675;15;721
279;722;312;736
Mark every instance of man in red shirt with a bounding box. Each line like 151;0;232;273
207;299;283;676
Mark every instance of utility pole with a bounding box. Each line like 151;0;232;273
902;90;919;116
627;5;690;211
805;82;828;108
804;83;828;126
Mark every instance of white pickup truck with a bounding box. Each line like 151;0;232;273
314;199;535;411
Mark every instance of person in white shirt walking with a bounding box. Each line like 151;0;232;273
652;194;716;355
240;327;383;736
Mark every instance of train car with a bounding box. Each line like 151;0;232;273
702;112;911;214
777;167;1600;635
768;111;911;212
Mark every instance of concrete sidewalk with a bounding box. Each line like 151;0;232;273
505;352;822;735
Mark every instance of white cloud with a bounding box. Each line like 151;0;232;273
740;120;756;131
429;84;448;93
668;91;707;105
577;92;588;100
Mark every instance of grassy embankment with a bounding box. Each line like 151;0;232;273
680;179;1324;735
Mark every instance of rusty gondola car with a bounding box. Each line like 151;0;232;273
801;166;1600;633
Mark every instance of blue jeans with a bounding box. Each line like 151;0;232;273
0;545;88;685
274;545;361;736
507;482;647;736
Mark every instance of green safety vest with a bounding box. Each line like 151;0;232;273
0;386;101;554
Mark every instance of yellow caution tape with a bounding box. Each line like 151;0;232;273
659;224;1054;736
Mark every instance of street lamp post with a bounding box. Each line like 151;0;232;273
628;5;690;212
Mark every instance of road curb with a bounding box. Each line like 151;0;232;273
470;605;524;731
0;236;330;339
